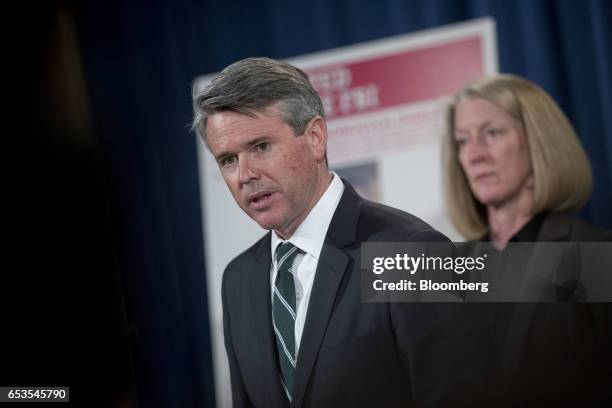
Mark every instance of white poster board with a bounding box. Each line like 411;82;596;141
194;17;497;407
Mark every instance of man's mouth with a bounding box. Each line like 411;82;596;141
248;191;274;210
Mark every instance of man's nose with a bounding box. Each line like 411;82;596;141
238;155;258;185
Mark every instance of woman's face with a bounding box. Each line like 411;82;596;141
454;97;533;208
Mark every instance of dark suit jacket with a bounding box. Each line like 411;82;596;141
536;211;612;242
477;213;612;407
222;182;492;408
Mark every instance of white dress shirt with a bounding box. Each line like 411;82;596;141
270;172;344;355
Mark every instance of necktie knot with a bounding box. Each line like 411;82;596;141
275;242;300;269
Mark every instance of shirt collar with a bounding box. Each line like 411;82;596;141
480;212;547;242
510;212;547;242
271;172;344;259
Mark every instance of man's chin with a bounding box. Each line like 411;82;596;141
249;214;280;231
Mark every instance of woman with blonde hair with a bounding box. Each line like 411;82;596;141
442;74;609;247
441;74;611;405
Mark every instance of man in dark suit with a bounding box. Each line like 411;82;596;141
192;57;491;407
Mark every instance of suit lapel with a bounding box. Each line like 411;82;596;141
536;212;572;241
250;233;286;408
291;182;362;408
500;213;573;380
292;244;349;407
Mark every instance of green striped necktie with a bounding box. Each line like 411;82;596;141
272;242;301;404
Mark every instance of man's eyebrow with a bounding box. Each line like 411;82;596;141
244;136;269;148
214;136;269;161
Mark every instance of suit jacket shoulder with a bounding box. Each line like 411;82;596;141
538;212;612;242
356;199;449;243
224;233;270;281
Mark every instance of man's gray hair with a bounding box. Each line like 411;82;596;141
192;57;325;146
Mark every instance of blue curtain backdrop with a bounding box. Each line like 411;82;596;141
77;0;611;405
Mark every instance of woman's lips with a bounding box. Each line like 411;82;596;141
473;172;495;182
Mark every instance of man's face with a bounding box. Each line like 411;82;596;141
206;107;328;239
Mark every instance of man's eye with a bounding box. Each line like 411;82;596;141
220;156;236;167
255;142;270;153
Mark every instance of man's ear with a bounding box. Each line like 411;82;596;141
305;115;328;162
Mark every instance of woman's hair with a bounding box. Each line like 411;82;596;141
442;74;592;239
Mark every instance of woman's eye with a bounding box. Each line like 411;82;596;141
486;128;503;137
